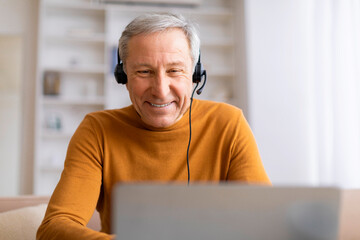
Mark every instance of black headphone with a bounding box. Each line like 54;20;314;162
114;48;207;95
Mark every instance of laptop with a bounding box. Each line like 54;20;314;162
112;184;340;240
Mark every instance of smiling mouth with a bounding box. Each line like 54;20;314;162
150;102;172;108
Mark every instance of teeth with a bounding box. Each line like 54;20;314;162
150;102;171;107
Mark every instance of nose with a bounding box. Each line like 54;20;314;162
151;71;170;99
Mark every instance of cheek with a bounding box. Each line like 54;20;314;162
174;79;193;97
184;82;194;98
127;81;146;99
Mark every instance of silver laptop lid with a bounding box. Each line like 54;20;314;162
112;184;340;240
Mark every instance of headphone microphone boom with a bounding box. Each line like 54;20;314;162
114;48;207;95
193;53;207;95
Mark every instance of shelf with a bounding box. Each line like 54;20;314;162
43;65;106;74
207;69;234;78
106;4;232;17
42;96;105;105
42;132;73;139
100;0;201;6
45;34;106;44
202;39;233;48
185;8;233;17
40;165;63;172
45;1;105;11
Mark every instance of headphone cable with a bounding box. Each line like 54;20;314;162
187;82;199;185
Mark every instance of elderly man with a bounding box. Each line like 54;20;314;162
37;13;270;240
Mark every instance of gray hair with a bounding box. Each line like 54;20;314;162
118;12;200;72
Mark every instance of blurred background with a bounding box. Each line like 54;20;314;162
0;0;359;196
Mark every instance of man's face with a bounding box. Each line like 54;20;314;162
125;28;193;128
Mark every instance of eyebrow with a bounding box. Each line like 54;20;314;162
133;61;186;68
167;61;186;67
133;63;152;68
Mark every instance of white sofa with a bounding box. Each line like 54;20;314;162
0;195;100;240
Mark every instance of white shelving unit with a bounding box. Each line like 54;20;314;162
34;0;240;195
34;0;107;194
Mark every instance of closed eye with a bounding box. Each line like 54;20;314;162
136;70;152;77
167;68;183;75
137;70;150;74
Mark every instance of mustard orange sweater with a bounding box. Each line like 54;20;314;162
37;99;270;240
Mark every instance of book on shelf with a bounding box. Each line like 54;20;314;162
43;71;60;95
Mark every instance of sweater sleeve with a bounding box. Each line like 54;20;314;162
37;115;112;240
226;110;271;185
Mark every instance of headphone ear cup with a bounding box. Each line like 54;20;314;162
192;61;203;83
114;62;127;84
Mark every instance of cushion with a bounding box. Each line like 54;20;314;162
0;204;47;240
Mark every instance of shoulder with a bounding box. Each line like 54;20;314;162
193;99;244;120
192;100;253;147
82;105;137;128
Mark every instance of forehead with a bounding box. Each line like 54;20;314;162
127;28;191;62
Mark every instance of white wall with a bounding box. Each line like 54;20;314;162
245;0;317;185
0;37;22;196
0;0;38;195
